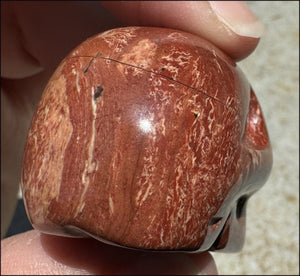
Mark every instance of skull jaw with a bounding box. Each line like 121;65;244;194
202;144;273;253
209;197;247;252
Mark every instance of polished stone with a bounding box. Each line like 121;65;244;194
21;27;272;252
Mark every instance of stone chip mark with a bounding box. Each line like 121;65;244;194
94;85;104;100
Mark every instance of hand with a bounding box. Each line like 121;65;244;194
1;1;263;274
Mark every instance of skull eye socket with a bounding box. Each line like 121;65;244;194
236;195;248;219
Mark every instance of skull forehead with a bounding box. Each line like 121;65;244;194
70;26;246;114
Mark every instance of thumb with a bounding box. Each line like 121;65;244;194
101;1;264;61
1;230;218;275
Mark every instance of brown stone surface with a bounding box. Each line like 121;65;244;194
21;27;272;252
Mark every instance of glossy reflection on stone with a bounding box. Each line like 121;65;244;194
21;27;272;252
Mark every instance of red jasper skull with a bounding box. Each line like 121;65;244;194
21;27;272;252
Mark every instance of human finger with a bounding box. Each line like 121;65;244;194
1;230;218;275
101;1;264;61
1;1;119;79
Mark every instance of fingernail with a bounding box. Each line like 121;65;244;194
208;1;264;38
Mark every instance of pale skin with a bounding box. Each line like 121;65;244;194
1;1;262;274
